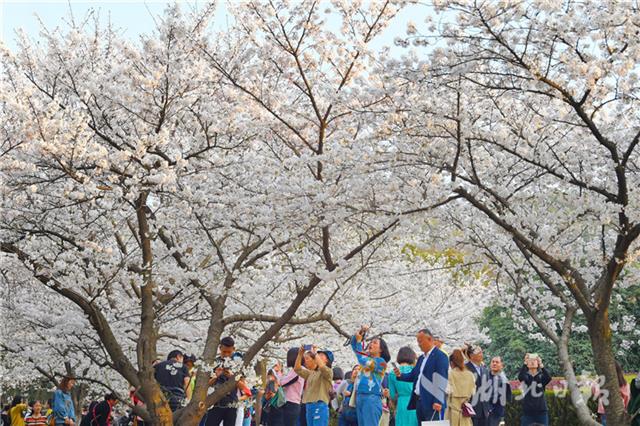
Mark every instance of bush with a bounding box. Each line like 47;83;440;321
328;391;598;426
505;390;598;425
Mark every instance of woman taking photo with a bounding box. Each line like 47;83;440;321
445;349;475;426
518;353;551;426
9;396;27;426
294;346;332;426
350;325;391;426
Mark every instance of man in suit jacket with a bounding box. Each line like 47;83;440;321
393;328;448;422
486;357;512;426
465;344;490;426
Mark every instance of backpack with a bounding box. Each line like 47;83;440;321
79;401;99;426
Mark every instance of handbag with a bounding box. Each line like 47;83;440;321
422;410;450;426
348;375;358;408
269;387;286;409
461;401;476;417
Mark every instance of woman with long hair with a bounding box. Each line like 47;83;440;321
52;376;76;426
350;325;391;426
445;349;476;426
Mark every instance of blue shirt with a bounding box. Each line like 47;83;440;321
52;389;75;425
350;336;387;396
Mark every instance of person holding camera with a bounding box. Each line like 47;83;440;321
393;328;449;423
350;325;391;426
517;353;551;426
294;345;333;426
205;336;243;426
388;347;418;426
9;396;28;426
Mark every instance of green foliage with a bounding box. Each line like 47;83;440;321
478;304;594;377
505;391;598;425
608;285;640;371
480;292;640;379
401;244;493;285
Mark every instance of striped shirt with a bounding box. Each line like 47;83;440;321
24;415;48;426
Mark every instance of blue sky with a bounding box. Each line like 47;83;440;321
1;0;429;52
1;1;218;50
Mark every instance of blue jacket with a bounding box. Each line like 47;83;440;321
351;336;387;396
53;389;75;425
398;347;448;420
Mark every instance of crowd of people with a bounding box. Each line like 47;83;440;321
1;378;121;426
3;327;640;426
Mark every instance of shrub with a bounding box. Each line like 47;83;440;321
505;390;598;425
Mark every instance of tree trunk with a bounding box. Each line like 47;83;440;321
71;383;88;425
557;332;600;426
588;308;631;426
253;358;267;426
173;299;226;426
174;402;208;426
138;377;173;426
135;192;174;426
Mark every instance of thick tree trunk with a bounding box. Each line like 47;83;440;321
557;333;600;426
588;309;631;426
135;193;174;426
138;378;173;426
173;298;226;426
174;402;207;426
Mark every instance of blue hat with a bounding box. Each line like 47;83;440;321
318;350;334;366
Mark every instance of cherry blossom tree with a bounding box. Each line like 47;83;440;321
389;1;640;424
0;284;114;420
0;1;463;425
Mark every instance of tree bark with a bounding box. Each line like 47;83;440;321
588;308;631;426
556;318;600;426
135;192;173;426
71;385;87;425
173;297;226;426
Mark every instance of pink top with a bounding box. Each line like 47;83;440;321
277;369;305;404
595;383;630;414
